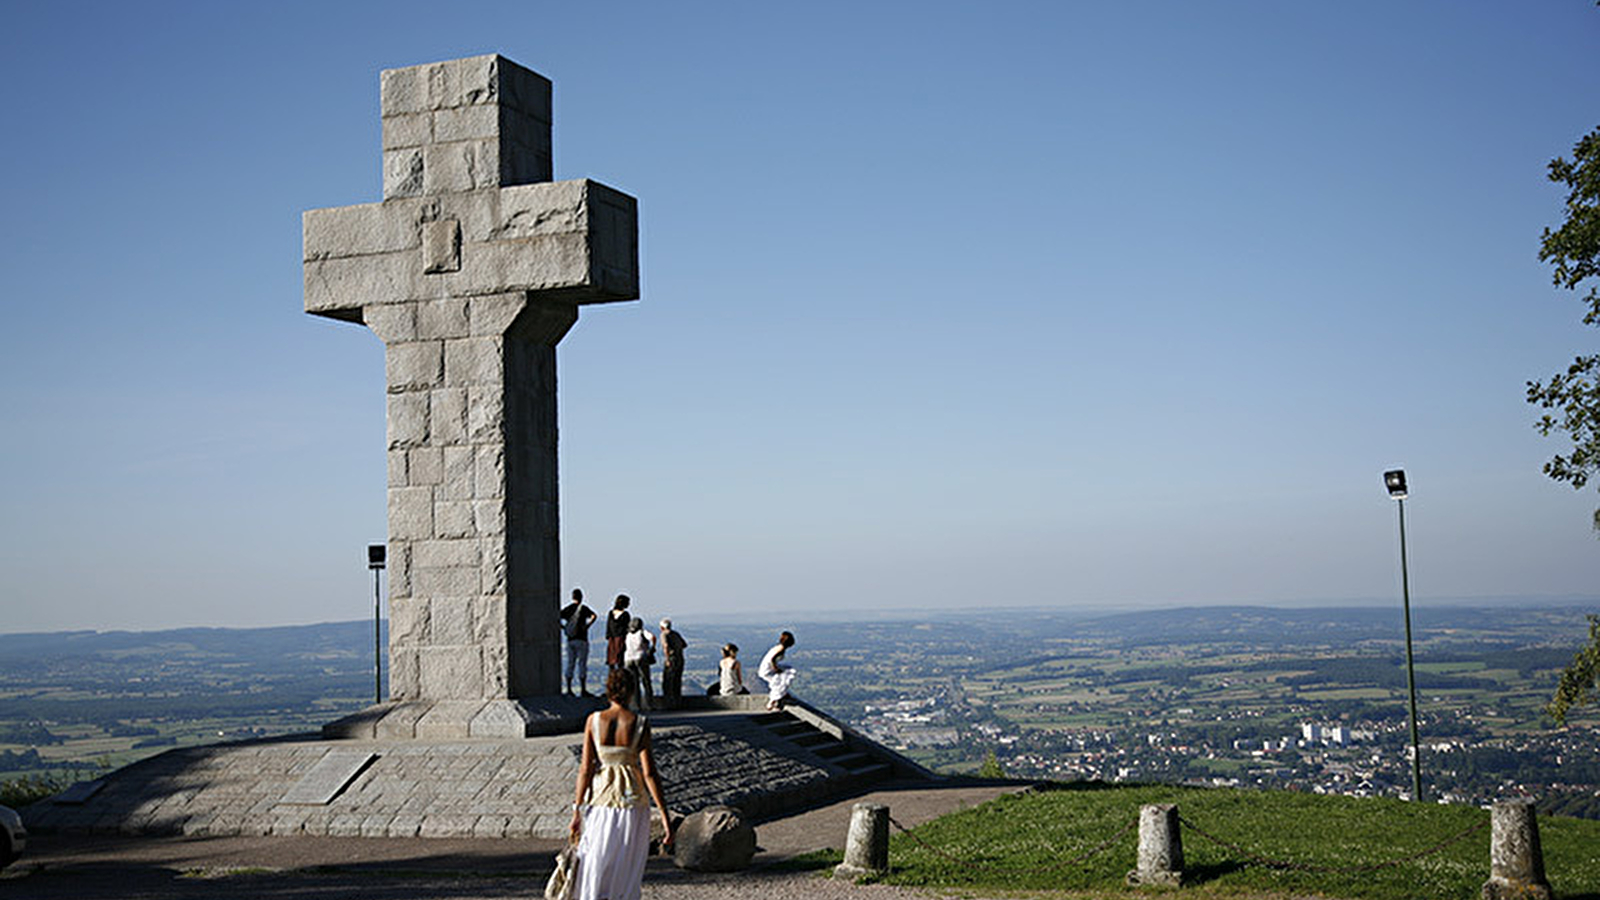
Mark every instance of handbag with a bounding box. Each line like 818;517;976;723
545;842;578;900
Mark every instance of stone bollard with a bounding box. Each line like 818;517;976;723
1481;799;1553;900
835;802;890;879
1126;803;1184;887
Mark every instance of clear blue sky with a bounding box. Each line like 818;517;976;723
3;1;1599;633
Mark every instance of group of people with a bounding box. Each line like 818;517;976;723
560;590;689;710
559;589;796;713
560;590;801;900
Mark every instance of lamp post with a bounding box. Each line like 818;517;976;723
1383;469;1424;802
367;544;386;705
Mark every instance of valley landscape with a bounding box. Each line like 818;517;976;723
2;604;1597;818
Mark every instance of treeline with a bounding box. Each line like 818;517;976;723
0;721;63;745
1426;646;1576;678
1542;791;1600;821
1083;656;1505;692
1101;663;1235;687
0;678;371;727
1268;657;1498;691
1449;747;1600;787
0;748;99;772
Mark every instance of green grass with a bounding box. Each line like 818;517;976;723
1294;688;1393;701
862;784;1600;899
1414;662;1487;675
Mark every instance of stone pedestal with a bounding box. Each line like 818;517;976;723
1481;799;1552;900
835;802;890;879
1126;803;1183;887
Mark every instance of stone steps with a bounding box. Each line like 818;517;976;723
749;711;894;786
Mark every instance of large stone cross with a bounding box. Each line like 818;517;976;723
303;55;637;737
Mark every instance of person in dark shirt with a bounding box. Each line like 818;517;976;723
560;588;598;696
658;618;687;706
605;595;632;673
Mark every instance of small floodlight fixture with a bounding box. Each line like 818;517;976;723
1381;469;1423;801
1384;469;1408;500
367;544;386;703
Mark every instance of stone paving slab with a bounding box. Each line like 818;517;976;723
21;707;910;840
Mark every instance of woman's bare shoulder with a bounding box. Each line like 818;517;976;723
594;707;642;746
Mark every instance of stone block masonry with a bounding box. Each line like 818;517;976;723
303;54;638;717
23;711;870;839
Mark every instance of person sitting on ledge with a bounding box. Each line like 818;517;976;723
718;642;747;696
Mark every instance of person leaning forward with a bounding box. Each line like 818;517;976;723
759;630;797;712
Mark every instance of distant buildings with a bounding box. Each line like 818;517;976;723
1300;722;1371;746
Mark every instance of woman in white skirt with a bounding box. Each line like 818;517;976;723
758;630;797;712
569;668;674;900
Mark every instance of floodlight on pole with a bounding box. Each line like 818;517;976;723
368;544;386;705
1383;469;1423;802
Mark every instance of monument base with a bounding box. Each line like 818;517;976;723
321;697;597;740
1126;869;1185;888
1481;879;1554;900
23;698;928;840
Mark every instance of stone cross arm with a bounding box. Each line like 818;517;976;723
303;179;638;322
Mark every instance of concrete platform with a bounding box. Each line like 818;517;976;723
21;696;929;840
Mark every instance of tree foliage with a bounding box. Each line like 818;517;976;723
1529;127;1600;507
976;748;1007;779
1529;128;1600;725
1546;614;1600;726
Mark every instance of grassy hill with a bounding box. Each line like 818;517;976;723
825;782;1600;899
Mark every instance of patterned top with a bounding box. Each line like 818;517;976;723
585;712;648;809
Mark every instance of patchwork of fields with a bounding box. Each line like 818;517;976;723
2;604;1597;817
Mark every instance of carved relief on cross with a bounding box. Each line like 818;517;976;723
302;55;637;716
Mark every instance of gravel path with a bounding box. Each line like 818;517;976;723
3;864;951;900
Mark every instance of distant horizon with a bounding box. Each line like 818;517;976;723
3;592;1594;639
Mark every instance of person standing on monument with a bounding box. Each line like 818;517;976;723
605;595;632;673
570;668;673;900
623;618;657;711
657;619;687;707
561;588;598;696
759;631;797;712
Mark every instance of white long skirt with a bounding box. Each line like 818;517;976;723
762;667;797;702
576;803;650;900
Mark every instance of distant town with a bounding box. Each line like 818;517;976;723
2;604;1597;820
783;605;1600;819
